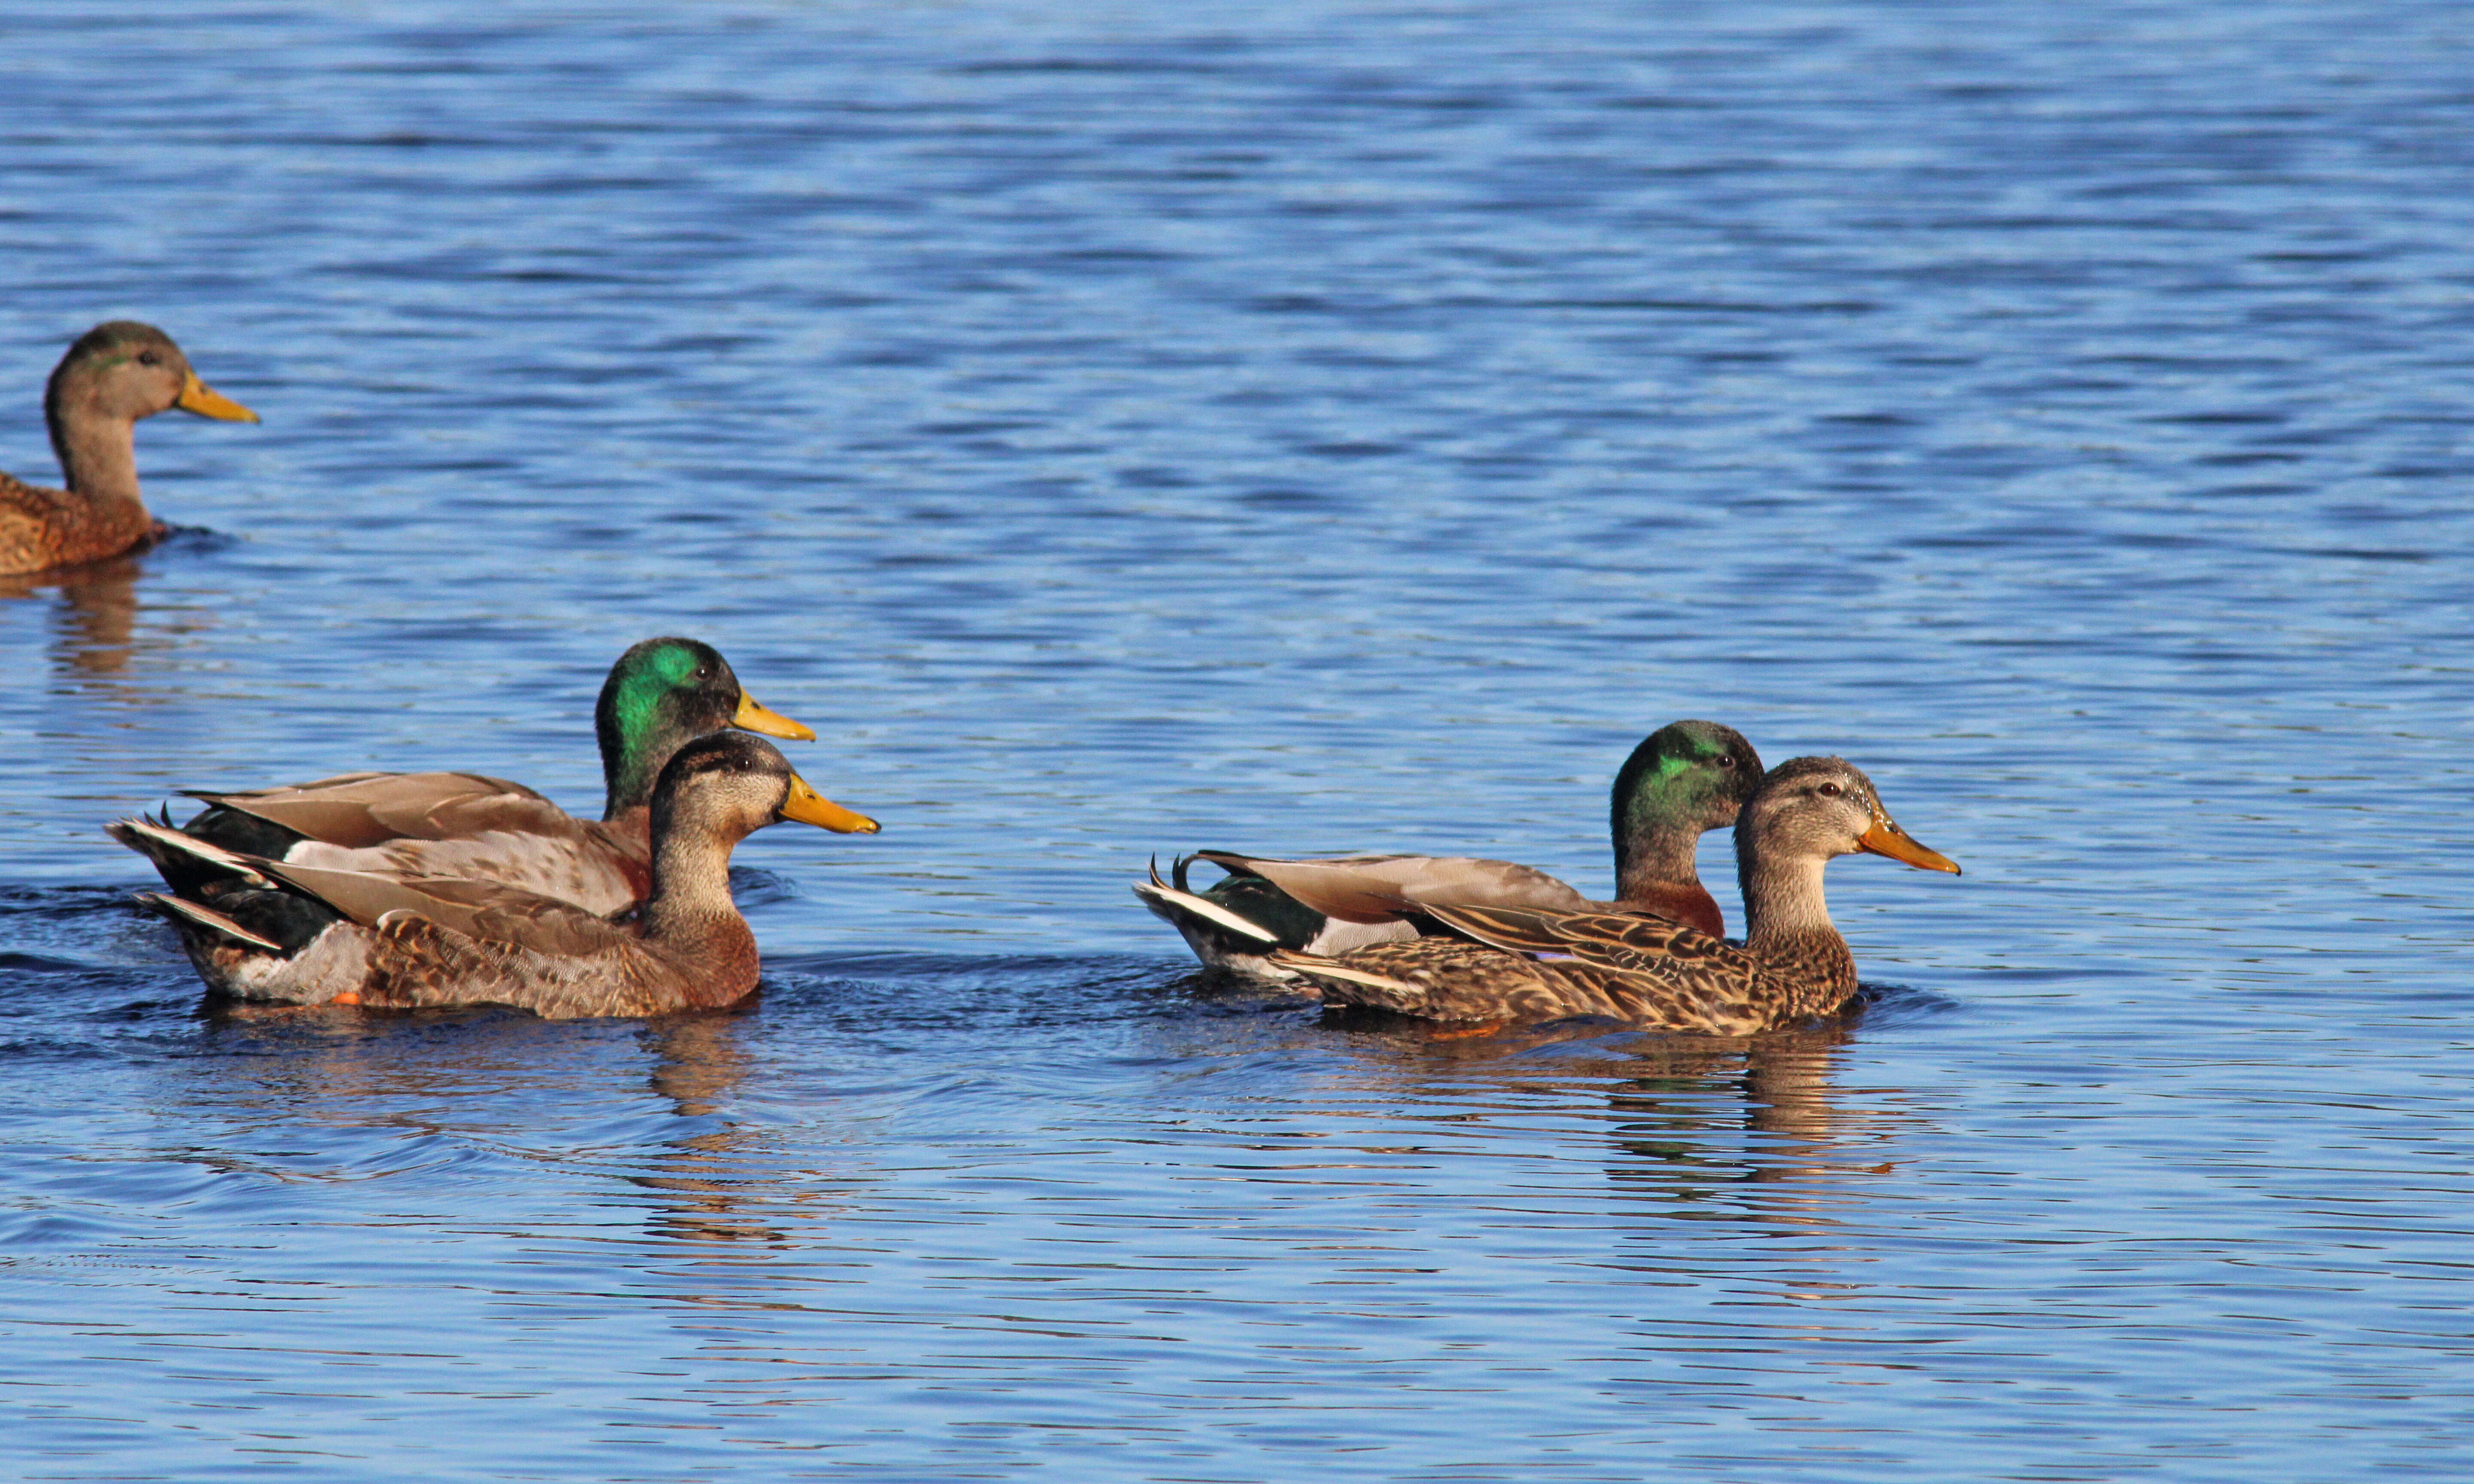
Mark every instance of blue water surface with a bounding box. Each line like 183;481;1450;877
4;2;2473;1479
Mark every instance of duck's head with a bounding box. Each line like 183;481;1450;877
1612;720;1764;833
648;731;879;852
595;637;819;817
45;321;258;433
1736;756;1959;875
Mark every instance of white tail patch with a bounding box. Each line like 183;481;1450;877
112;817;274;888
135;892;284;953
1131;881;1281;944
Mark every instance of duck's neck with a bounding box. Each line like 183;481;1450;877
644;830;743;938
642;830;760;1007
1739;849;1832;945
49;398;143;509
1738;849;1856;1015
40;402;152;557
1613;809;1702;906
602;745;653;823
602;802;653;856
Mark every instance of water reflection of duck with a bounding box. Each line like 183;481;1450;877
1312;1014;1909;1213
1274;757;1960;1033
634;1014;796;1247
0;551;145;675
135;638;817;915
114;733;879;1017
0;322;258;575
1134;721;1763;978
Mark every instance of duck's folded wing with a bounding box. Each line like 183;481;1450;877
189;772;574;849
1421;904;1738;975
1193;851;1593;923
257;860;626;957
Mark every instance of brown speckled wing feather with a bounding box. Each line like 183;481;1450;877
0;471;71;572
1284;904;1858;1034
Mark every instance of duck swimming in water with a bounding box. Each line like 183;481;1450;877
1271;756;1959;1033
131;637;822;916
112;733;879;1018
1134;720;1762;979
0;321;258;574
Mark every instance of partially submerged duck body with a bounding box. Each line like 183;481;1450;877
1274;756;1960;1033
1135;720;1761;978
112;733;879;1018
162;637;815;915
0;321;258;575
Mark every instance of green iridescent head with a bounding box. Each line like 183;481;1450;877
1608;719;1764;889
592;637;813;819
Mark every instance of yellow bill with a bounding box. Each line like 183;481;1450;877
778;772;879;834
175;371;260;423
1858;815;1960;875
733;690;816;742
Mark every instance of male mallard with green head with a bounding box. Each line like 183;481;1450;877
1272;756;1959;1033
123;638;817;914
1135;720;1762;978
0;322;259;574
113;733;879;1018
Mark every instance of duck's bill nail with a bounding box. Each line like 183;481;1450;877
779;774;879;834
732;691;817;742
175;372;260;423
1858;818;1961;875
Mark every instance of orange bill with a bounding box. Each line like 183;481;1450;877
778;772;879;834
733;690;816;742
175;372;260;423
1858;816;1961;875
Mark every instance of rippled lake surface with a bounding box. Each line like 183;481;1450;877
5;1;2474;1477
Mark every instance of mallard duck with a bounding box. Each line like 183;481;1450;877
1270;756;1959;1032
1134;720;1762;978
147;637;814;915
0;322;258;575
111;733;879;1017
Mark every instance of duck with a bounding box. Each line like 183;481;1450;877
0;321;259;575
144;637;816;916
1269;756;1959;1033
1134;719;1762;978
110;732;880;1018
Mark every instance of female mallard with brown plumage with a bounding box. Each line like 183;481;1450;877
1271;756;1959;1033
1134;720;1762;978
127;637;815;915
0;322;259;574
112;733;879;1018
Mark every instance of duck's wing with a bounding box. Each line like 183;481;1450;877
187;771;575;849
1420;903;1742;976
1193;851;1594;923
256;859;627;960
1277;906;1772;1031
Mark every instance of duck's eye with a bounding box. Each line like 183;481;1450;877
1818;781;1842;797
1716;755;1735;769
137;351;160;367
